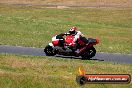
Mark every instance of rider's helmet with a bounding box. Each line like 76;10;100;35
69;26;77;35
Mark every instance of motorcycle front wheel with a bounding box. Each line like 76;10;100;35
44;45;56;56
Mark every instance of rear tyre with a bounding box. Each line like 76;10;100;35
44;45;56;56
88;47;96;58
81;47;96;60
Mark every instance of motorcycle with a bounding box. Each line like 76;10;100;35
44;35;99;60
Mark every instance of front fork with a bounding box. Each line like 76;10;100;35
48;43;65;54
49;43;54;47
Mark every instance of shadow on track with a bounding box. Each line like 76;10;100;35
55;55;104;62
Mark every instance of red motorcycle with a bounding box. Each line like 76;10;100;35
44;35;99;60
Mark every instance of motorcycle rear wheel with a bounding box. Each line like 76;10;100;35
81;47;96;60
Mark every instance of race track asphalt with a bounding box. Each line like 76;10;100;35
0;45;132;64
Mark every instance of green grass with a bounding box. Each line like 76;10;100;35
0;54;131;88
0;4;132;54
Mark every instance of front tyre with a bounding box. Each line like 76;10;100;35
81;47;96;60
44;45;56;56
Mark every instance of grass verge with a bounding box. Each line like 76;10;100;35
0;54;132;88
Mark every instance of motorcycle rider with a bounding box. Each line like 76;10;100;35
67;26;88;52
52;26;88;52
